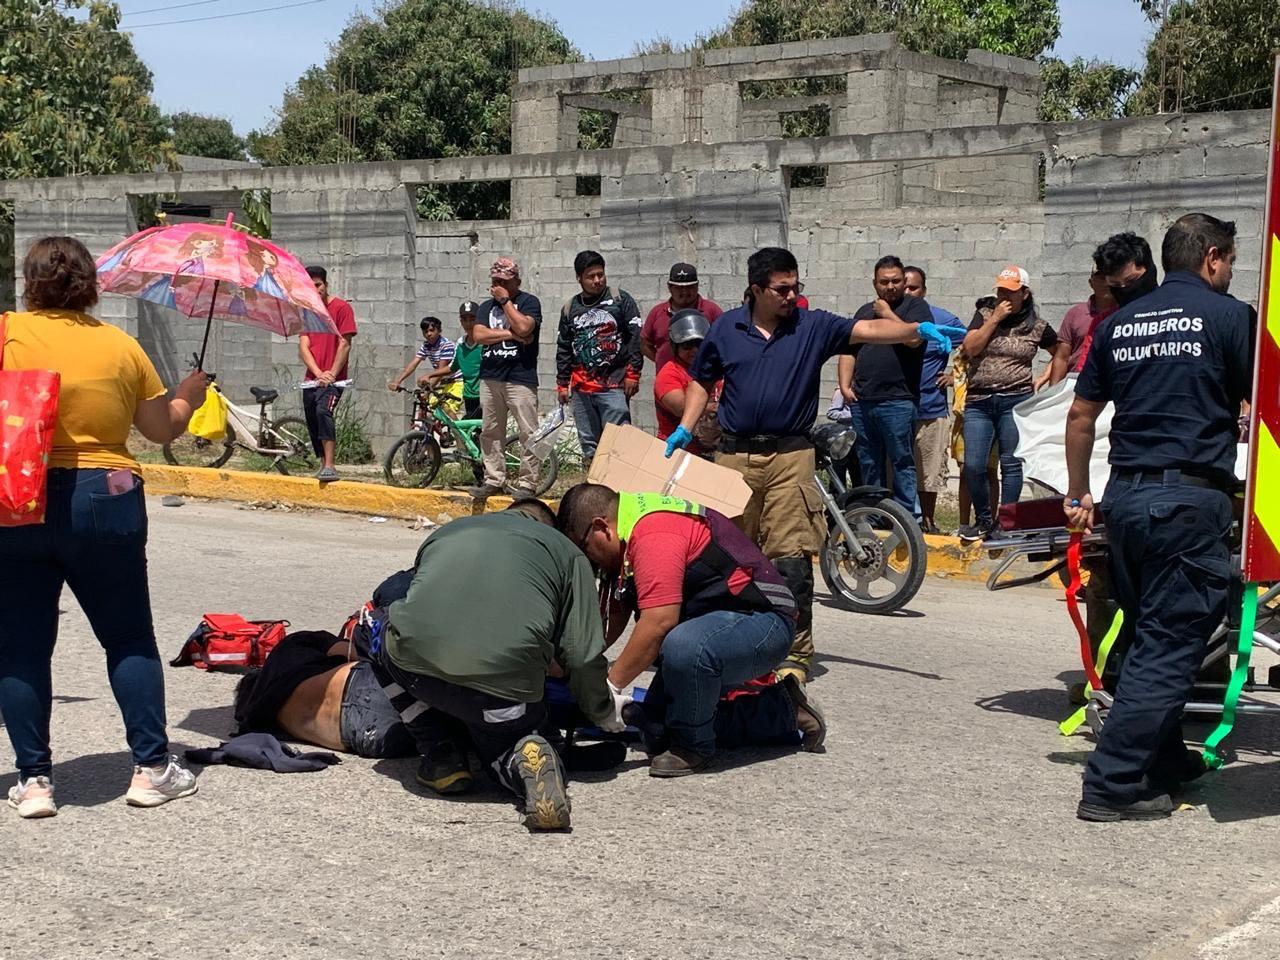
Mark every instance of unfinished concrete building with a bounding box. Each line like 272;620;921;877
1;34;1271;450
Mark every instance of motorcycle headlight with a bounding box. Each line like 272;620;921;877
827;427;856;461
810;422;856;461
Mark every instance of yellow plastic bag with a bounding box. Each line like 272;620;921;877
188;386;228;441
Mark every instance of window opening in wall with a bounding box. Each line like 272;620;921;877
740;75;845;103
576;107;617;197
416;181;512;221
782;104;831;189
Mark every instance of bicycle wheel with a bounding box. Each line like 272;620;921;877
383;430;442;488
504;433;558;495
162;434;234;469
267;416;318;476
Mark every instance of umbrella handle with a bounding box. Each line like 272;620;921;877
195;279;220;371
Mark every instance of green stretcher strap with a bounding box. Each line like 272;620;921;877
1203;584;1259;770
1058;608;1125;736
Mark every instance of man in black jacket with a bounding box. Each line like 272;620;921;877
555;250;643;465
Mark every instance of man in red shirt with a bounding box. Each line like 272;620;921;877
558;483;825;777
639;262;723;372
1038;269;1117;385
301;266;358;481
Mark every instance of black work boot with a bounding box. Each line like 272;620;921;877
505;734;571;830
772;555;815;683
1149;750;1211;797
415;741;473;795
1076;793;1174;822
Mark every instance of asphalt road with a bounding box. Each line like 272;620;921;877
4;498;1280;960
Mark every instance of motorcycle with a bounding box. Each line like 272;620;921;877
810;422;927;614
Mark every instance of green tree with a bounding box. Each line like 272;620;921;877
1038;57;1140;121
707;0;1060;62
1130;0;1280;114
0;0;173;308
249;0;582;219
167;112;247;161
0;0;172;181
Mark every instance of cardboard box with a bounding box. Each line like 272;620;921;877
586;424;753;518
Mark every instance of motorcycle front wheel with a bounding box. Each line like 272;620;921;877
820;498;927;614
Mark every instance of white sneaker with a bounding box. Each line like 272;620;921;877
8;775;56;819
126;756;198;807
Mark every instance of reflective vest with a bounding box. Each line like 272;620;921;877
617;492;796;621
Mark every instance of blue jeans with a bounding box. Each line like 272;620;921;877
850;398;920;517
962;393;1029;526
570;389;631;463
0;469;169;778
659;610;794;755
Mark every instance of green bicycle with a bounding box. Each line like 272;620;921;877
383;387;558;493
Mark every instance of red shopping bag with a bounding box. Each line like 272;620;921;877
0;314;60;526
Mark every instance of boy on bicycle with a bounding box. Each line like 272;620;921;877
418;302;483;420
388;316;463;407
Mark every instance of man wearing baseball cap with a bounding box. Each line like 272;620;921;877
467;258;544;498
640;262;723;372
957;264;1067;540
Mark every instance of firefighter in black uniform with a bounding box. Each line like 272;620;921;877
1064;213;1254;822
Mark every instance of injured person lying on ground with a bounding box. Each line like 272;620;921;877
231;496;825;827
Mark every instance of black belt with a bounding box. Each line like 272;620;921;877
1114;468;1232;493
719;433;811;455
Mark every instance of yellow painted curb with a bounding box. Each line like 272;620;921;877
922;533;1058;587
925;533;988;580
140;464;514;521
140;465;1043;588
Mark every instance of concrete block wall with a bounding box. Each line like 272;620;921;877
1040;138;1271;320
12;195;137;336
268;176;419;450
789;205;1048;403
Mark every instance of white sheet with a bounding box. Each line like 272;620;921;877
1010;374;1247;496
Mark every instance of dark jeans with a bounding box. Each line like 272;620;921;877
339;661;415;758
302;384;344;456
636;667;802;753
850;398;919;517
0;469;169;778
658;610;794;755
1082;476;1232;806
373;651;546;791
963;393;1029;526
570;389;631;463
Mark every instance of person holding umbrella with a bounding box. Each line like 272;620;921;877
0;236;209;819
95;213;342;479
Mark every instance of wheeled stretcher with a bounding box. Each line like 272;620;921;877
982;495;1280;746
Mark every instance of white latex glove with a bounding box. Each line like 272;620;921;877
596;680;631;733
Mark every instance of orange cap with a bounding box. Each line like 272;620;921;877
995;265;1030;291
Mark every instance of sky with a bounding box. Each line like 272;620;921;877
114;0;1156;134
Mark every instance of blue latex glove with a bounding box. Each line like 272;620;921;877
917;320;959;353
664;425;693;458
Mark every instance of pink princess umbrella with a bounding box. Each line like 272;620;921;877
96;213;336;369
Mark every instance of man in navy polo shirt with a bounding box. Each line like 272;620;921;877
1065;213;1253;822
667;246;953;682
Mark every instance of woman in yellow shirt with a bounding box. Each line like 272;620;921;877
0;236;209;819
